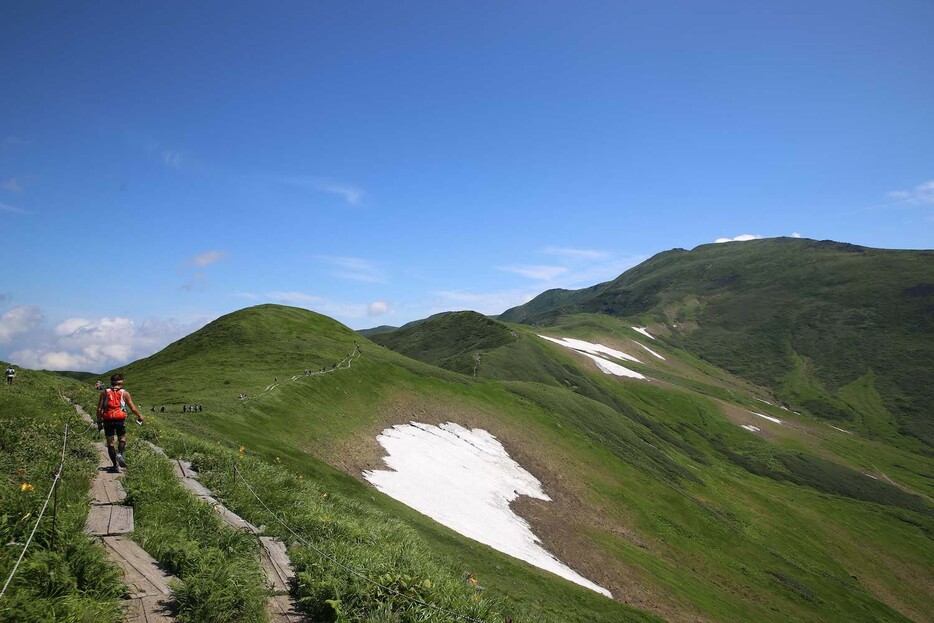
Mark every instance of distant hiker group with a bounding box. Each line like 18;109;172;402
182;404;203;412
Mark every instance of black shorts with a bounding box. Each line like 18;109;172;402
103;420;126;438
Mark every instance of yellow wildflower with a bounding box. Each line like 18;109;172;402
20;483;34;493
239;445;245;452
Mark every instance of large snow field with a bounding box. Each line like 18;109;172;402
538;335;641;363
363;422;613;597
538;335;647;380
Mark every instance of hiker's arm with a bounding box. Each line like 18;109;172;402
124;391;144;422
96;391;106;422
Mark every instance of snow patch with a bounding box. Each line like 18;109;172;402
364;422;612;597
538;335;646;379
741;425;761;432
538;335;641;363
751;412;782;425
631;340;665;361
830;425;853;435
580;352;647;379
632;326;655;340
754;398;773;406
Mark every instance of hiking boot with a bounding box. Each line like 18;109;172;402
107;465;120;474
116;454;126;468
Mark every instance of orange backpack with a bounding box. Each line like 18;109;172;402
101;388;127;421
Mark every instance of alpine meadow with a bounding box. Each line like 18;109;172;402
2;237;931;622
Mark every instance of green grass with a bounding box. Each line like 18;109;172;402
0;366;124;623
99;304;934;622
121;442;269;623
499;237;934;447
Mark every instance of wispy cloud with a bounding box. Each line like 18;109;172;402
498;264;569;281
0;306;43;344
179;273;207;292
318;256;386;283
275;176;365;205
162;150;182;169
187;250;228;267
0;202;29;214
791;232;802;238
2;177;26;193
714;234;762;243
368;300;390;316
264;291;373;319
2;137;30;149
433;288;537;316
542;247;610;261
887;180;934;205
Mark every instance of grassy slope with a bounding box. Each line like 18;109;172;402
0;366;124;622
498;238;934;448
108;305;932;623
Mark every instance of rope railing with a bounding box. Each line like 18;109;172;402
0;423;70;600
231;463;487;623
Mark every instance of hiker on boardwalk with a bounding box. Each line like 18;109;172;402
96;373;144;472
5;366;14;385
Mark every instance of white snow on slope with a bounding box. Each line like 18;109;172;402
538;335;646;380
741;425;761;432
755;398;773;406
580;352;647;379
538;335;641;363
751;412;782;425
632;327;655;340
632;340;666;361
830;425;853;435
364;422;612;597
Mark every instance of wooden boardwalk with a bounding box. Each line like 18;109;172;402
74;400;302;622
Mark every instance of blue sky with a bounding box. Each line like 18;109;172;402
2;1;932;371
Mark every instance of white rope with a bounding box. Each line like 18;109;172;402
0;424;70;600
232;463;485;623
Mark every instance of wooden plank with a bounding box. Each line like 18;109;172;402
213;503;260;534
90;470;126;504
266;593;303;623
101;536;175;598
259;537;294;593
86;505;134;536
180;477;214;498
125;595;176;623
177;460;198;479
109;505;134;534
142;440;167;456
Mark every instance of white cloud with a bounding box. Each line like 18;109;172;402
162;150;182;169
498;265;569;280
319;256;386;283
542;247;610;261
7;313;208;372
368;300;390;316
791;232;802;238
0;202;29;214
276;176;365;205
0;306;43;343
887;180;934;205
714;234;762;243
3;177;25;193
188;250;228;267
